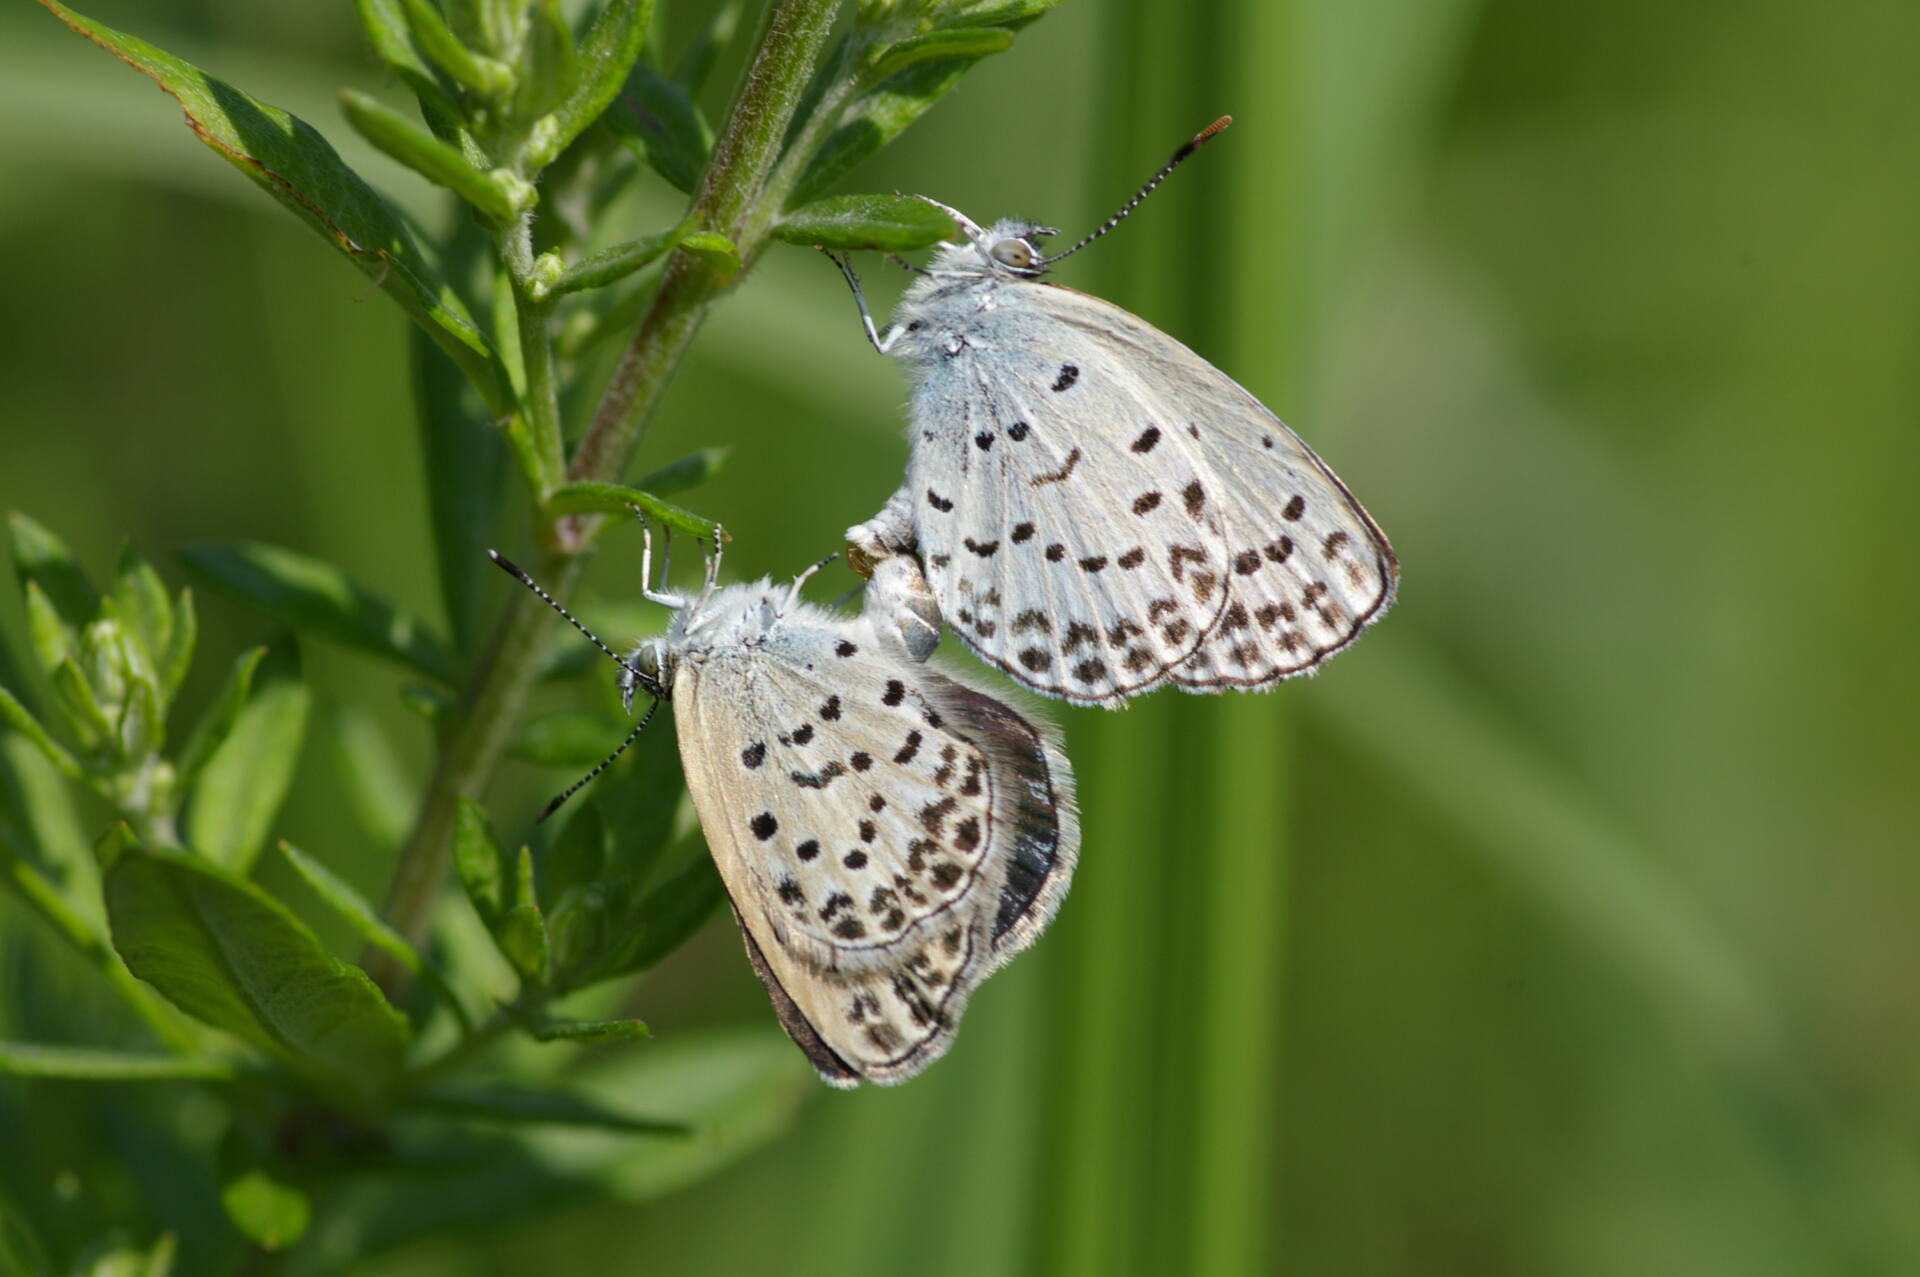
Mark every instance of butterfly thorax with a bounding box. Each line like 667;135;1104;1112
624;582;788;699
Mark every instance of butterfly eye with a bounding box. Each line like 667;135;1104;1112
989;238;1037;269
631;645;661;684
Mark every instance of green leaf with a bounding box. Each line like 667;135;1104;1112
677;230;742;275
0;1042;246;1081
414;314;511;653
340;89;524;222
545;226;682;297
37;0;512;412
594;707;684;888
0;685;82;780
21;581;75;678
281;841;472;1034
185;641;310;872
109;543;174;689
632;446;731;496
0;1184;55;1277
603;848;724;978
355;0;459;125
116;672;162;759
530;1016;649;1044
181;542;457;683
514;0;577;124
545;482;725;541
51;656;114;751
396;0;513;95
139;1232;177;1277
329;706;415;851
160;587;196;705
399;679;454;722
510;709;620;767
104;846;411;1104
452;797;508;928
408;1082;686;1134
498;845;548;983
219;1169;309;1251
868;26;1013;80
606;61;712;194
8;512;98;640
176;645;265;785
534;0;652;166
775;192;956;250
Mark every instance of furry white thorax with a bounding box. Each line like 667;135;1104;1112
622;579;797;701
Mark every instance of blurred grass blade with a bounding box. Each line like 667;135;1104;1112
538;0;652;164
280;841;471;1033
176;645;265;785
341;89;520;221
34;0;512;411
409;1082;687;1134
8;513;97;652
186;639;310;872
605;61;712;194
545;483;724;540
105;845;411;1104
181;542;458;683
0;1184;56;1277
632;446;731;496
0;1042;247;1081
775;192;955;250
0;685;83;780
330;705;416;851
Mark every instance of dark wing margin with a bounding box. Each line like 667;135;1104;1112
728;899;862;1089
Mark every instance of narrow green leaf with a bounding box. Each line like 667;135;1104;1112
0;1042;246;1081
51;657;113;751
604;850;724;978
510;709;620;767
220;1169;310;1251
545;483;725;541
537;0;653;163
105;846;411;1102
452;797;508;928
93;820;141;873
0;1184;55;1277
160;587;196;704
546;226;681;297
176;645;264;785
181;542;457;683
414;314;510;653
514;0;577;123
531;1016;649;1044
594;709;684;888
671;2;740;93
398;679;454;722
544;803;606;907
632;446;731;496
186;641;310;872
605;61;712;194
8;512;97;637
775;192;956;250
329;706;414;851
21;581;74;676
500;902;549;985
354;0;448;109
280;841;473;1034
396;0;513;94
110;543;174;683
0;685;82;780
117;673;162;759
868;26;1013;80
36;0;511;412
410;1082;686;1134
340;89;521;221
936;0;1063;27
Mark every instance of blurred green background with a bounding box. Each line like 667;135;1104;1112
4;0;1919;1273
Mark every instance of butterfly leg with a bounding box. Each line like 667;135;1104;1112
845;484;915;562
864;552;943;663
779;551;840;616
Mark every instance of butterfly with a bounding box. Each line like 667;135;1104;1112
491;531;1077;1087
830;117;1398;708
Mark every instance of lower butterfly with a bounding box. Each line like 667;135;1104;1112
491;527;1077;1087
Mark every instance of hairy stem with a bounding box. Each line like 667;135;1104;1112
370;0;843;984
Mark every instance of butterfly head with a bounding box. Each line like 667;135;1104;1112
618;639;669;713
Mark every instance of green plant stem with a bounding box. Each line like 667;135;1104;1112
498;220;566;494
406;999;531;1089
370;0;843;984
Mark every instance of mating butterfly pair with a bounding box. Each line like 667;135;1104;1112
500;119;1396;1086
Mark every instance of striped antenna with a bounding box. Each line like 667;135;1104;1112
535;698;659;823
1038;115;1232;267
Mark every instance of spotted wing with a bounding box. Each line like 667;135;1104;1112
1028;286;1397;688
675;613;1076;1085
902;309;1237;706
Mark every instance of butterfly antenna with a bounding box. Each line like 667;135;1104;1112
781;551;839;614
535;697;660;823
1038;115;1232;267
490;551;639;677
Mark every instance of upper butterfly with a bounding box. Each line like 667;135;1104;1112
832;117;1398;708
